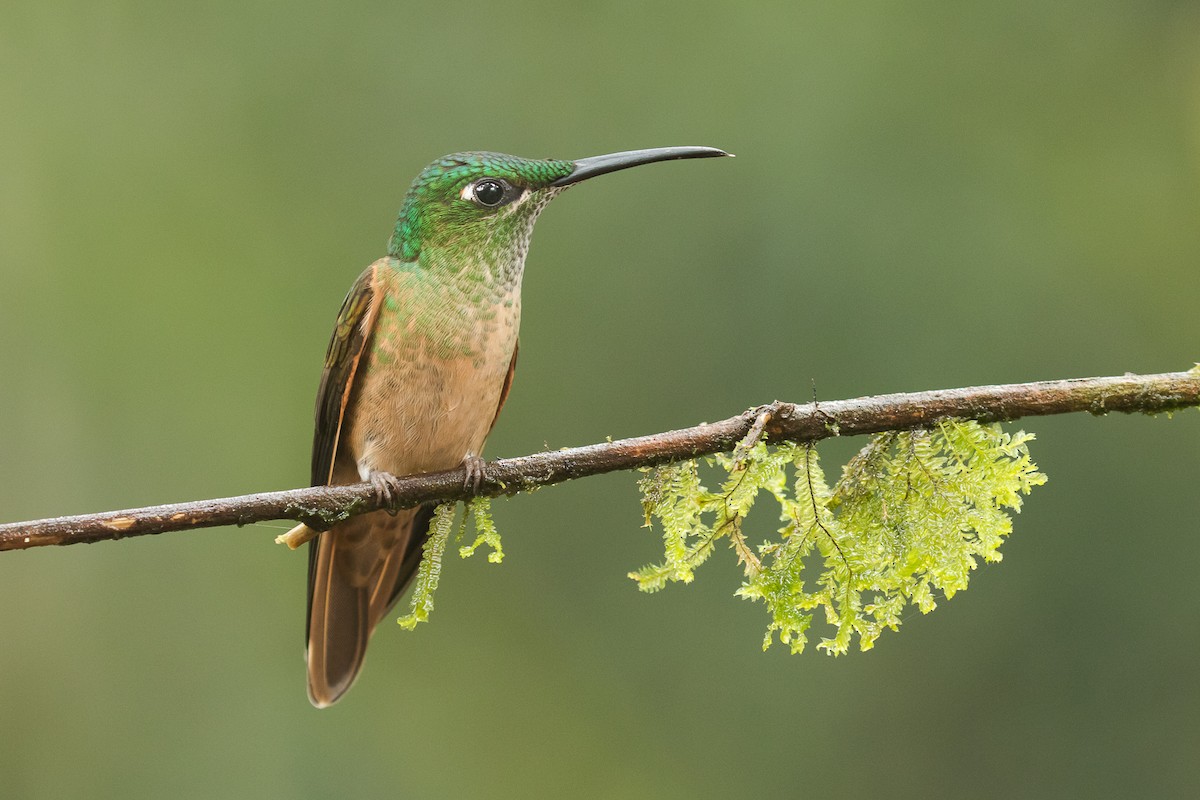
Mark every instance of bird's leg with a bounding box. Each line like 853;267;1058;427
368;470;406;514
461;452;488;494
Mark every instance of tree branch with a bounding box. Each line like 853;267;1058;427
2;369;1196;552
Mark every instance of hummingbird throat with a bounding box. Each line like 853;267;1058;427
407;187;561;297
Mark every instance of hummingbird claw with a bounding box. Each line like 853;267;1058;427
369;470;405;514
462;454;487;494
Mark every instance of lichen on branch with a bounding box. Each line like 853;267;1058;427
397;497;503;630
633;420;1047;654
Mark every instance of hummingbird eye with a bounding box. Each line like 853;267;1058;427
471;179;508;208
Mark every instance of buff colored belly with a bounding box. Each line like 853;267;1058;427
343;304;518;480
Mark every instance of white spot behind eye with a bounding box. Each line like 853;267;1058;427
460;183;476;202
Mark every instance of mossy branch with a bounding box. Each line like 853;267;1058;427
1;368;1197;552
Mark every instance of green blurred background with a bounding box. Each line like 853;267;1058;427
2;1;1199;797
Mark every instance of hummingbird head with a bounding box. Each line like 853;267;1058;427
387;147;730;286
387;152;572;268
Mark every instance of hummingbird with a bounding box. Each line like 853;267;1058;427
284;146;730;707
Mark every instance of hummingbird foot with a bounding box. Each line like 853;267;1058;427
461;453;488;494
368;470;406;514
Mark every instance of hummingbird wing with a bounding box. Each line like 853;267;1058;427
489;340;518;433
304;264;387;707
310;264;381;487
306;262;381;634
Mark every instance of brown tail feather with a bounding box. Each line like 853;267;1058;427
378;504;436;623
306;506;428;707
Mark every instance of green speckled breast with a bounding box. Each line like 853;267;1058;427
344;259;520;478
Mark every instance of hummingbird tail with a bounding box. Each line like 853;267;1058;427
305;506;432;707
